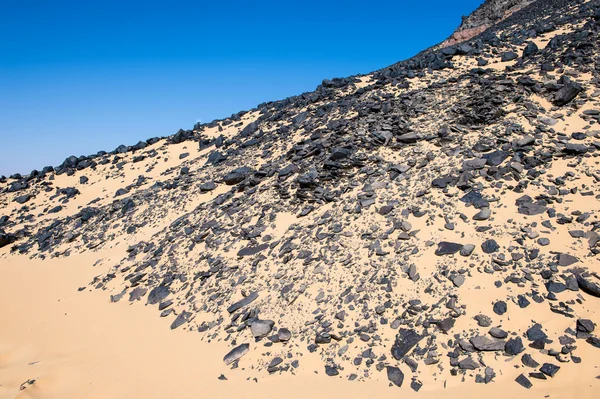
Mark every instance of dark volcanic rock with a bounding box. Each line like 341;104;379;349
521;354;540;368
553;81;583;106
515;373;532;389
223;167;252;185
501;51;518;62
470;335;506;351
386;366;404;387
540;363;560;377
576;274;600;297
170;310;192;329
482;239;500;254
505;337;525;355
224;343;250;365
391;329;424;360
493;301;507;315
435;242;463;255
227;292;259;313
237;243;269;257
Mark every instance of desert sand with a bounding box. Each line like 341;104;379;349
2;0;600;398
1;256;597;398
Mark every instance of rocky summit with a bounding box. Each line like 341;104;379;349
1;0;600;395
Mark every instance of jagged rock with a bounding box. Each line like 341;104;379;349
577;319;595;334
505;337;525;355
481;239;500;254
391;329;423;360
459;356;480;370
386;366;404;387
435;242;463;255
170;311;192;330
554;81;583;106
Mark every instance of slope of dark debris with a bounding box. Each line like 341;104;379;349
1;0;600;391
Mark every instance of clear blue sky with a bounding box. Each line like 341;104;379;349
0;0;482;175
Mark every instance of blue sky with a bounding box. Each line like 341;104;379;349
0;0;483;175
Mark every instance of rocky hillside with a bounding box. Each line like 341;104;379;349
1;0;600;393
441;0;535;47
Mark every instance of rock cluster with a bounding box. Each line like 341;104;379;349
1;0;600;391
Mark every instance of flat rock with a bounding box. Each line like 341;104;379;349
470;335;506;351
386;366;404;387
391;329;423;360
227;292;259;313
224;344;250;365
435;242;463;255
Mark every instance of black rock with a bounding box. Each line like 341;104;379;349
489;327;508;339
515;374;532;389
147;285;170;305
386;366;404;387
437;317;455;333
587;336;600;348
576;274;600;297
435;241;463;255
325;365;339;376
493;301;507;315
223;167;252;185
397;133;422;144
577;319;595;334
482;150;509;166
391;329;423;360
470;335;505;351
540;363;560;377
522;42;539;58
432;175;457;189
223;343;250;365
554;81;583;106
14;194;33;204
505;337;525;356
330;147;352;161
227;292;259;313
170;310;192;329
501;51;519;62
557;253;578;267
526;324;548;342
459;356;480;370
115;188;129;197
521;353;540;368
278;328;292;342
237;243;269;257
0;230;16;249
481;239;500;254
